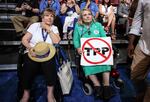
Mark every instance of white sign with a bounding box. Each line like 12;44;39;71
80;37;113;66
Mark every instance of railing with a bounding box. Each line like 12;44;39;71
0;40;128;46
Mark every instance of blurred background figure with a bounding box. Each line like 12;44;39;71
60;0;80;40
39;0;60;16
117;0;131;36
10;0;39;40
128;0;150;102
80;0;99;19
39;0;63;38
99;0;116;40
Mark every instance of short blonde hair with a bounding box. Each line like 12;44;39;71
41;8;55;19
78;8;95;25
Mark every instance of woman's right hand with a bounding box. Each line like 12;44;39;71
127;43;134;58
77;48;82;55
29;48;36;57
104;26;109;32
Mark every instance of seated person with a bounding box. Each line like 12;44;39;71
117;0;131;35
80;0;99;19
60;0;80;39
39;0;60;16
20;8;61;102
11;0;39;39
39;0;63;38
99;0;116;40
73;8;114;100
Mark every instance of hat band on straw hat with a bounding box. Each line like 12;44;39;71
36;50;50;58
28;42;56;62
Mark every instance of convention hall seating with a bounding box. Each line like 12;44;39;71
0;0;128;70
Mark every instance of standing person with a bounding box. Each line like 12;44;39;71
128;0;150;102
73;8;114;100
11;0;39;39
99;0;116;40
128;0;139;20
21;8;61;102
127;0;140;46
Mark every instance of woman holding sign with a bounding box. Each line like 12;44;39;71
73;8;114;100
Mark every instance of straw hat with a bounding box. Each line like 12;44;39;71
28;42;56;62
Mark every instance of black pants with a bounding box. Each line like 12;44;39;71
22;53;57;90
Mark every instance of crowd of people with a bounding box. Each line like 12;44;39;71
9;0;150;102
11;0;133;41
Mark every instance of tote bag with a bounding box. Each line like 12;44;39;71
55;45;73;95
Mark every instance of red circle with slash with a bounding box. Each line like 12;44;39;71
82;38;112;64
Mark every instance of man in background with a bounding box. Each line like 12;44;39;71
128;0;150;102
11;0;39;40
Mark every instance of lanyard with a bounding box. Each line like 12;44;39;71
42;29;48;41
81;25;91;37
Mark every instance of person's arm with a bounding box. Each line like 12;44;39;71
118;3;127;17
22;23;35;51
73;23;82;54
31;8;39;13
60;3;68;14
30;1;39;13
129;1;143;34
39;0;46;13
15;0;24;12
127;34;139;58
55;1;61;16
73;23;80;48
99;4;105;16
74;4;80;14
84;0;91;9
94;3;99;19
98;22;106;37
21;1;39;13
22;32;32;50
22;32;36;57
128;0;139;19
47;30;61;44
107;5;114;17
41;22;61;44
15;3;26;12
95;12;99;19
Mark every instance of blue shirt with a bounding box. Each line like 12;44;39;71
80;1;99;17
39;0;60;16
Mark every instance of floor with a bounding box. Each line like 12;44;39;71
0;46;136;102
0;65;136;102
